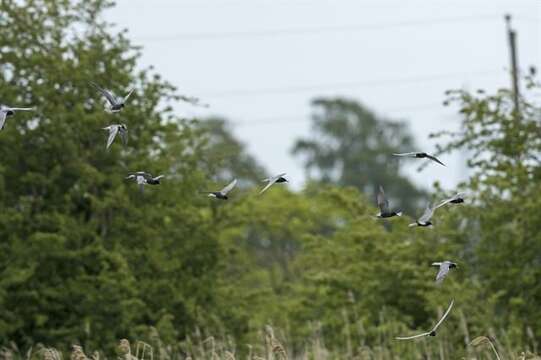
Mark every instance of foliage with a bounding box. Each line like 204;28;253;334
0;0;220;350
430;73;541;348
1;0;540;357
193;117;268;185
292;97;426;214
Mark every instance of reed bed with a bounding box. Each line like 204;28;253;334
1;325;539;360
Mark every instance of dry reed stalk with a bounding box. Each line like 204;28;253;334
71;345;88;360
470;336;501;360
135;341;153;360
519;351;541;359
25;346;33;360
202;336;220;360
117;340;132;360
459;309;470;346
195;327;205;358
264;325;288;360
342;308;353;358
527;326;539;355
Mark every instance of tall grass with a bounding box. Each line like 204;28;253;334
1;326;539;360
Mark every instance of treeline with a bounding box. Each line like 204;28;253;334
0;1;540;358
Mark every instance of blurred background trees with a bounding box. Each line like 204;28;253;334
0;0;540;358
292;98;427;214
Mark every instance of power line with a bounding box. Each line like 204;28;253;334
137;14;501;41
226;102;454;127
197;69;503;98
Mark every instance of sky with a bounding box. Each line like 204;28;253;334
106;0;540;191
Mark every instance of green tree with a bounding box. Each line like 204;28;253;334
431;73;541;345
194;117;267;185
0;0;220;349
292;97;426;214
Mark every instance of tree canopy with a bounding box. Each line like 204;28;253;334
292;97;427;214
0;0;540;358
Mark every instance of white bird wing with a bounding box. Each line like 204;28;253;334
119;127;128;146
106;126;119;149
419;204;435;223
377;186;389;213
0;112;6;130
259;173;286;194
91;82;117;105
426;154;446;166
259;178;278;194
455;192;467;200
393;152;418;157
436;197;453;208
220;179;237;195
395;332;431;340
8;107;34;111
123;88;135;103
431;262;442;267
136;175;147;185
431;299;454;331
435;263;450;283
437;192;467;208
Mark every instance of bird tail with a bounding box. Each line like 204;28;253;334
408;222;417;227
396;211;403;217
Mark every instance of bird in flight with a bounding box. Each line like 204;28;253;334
395;299;454;340
436;192;467;208
259;173;287;194
0;104;34;130
126;172;164;193
432;261;457;284
409;203;438;227
90;81;134;112
202;179;237;200
103;124;128;149
393;152;446;166
376;186;402;218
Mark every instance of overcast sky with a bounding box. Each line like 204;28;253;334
107;0;540;191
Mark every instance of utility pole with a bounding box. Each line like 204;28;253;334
504;14;520;116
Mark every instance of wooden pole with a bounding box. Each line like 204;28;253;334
505;14;520;116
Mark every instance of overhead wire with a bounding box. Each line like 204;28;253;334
196;69;503;98
136;14;502;41
201;102;457;127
